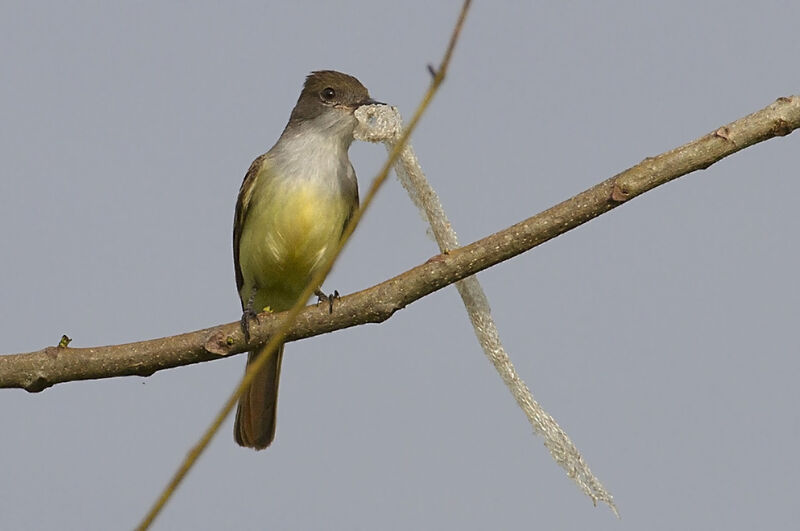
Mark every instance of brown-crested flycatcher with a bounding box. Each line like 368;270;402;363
233;71;380;449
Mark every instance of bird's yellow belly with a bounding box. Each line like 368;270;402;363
239;181;349;311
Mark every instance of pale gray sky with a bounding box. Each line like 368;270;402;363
1;2;799;530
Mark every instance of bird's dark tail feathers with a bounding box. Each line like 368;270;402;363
234;343;283;450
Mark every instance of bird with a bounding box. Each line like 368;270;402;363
233;70;380;449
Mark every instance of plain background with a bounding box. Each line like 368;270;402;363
2;2;798;530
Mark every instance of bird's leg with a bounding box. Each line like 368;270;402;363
241;286;259;343
315;289;340;314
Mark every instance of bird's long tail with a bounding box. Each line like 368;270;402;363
234;343;284;450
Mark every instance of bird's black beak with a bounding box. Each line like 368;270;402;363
359;97;384;107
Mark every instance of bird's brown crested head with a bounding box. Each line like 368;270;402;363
288;70;378;125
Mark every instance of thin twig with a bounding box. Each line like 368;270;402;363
134;2;473;529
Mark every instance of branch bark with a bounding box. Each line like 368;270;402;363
2;94;798;393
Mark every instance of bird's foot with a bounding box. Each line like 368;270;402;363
240;308;259;344
315;289;340;314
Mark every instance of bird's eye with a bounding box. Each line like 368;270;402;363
321;87;336;101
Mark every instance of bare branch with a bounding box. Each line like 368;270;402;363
1;94;797;394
